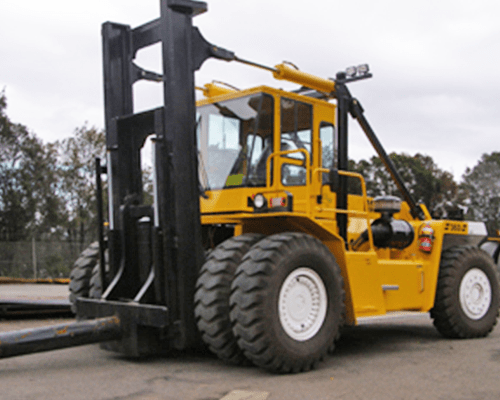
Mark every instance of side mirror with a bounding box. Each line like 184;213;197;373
328;168;339;192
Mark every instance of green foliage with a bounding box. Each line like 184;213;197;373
350;152;459;216
460;152;500;234
56;124;106;245
0;91;106;248
0;90;64;240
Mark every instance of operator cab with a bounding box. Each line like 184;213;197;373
197;87;336;216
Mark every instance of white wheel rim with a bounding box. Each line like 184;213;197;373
278;267;328;341
459;268;492;320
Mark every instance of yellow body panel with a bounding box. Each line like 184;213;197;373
343;251;385;317
197;86;482;326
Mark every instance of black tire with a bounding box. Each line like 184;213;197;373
230;232;345;373
480;240;500;274
89;264;103;299
194;233;264;365
69;242;99;313
431;246;500;338
89;249;110;299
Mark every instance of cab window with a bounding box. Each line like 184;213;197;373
320;123;335;182
280;98;312;186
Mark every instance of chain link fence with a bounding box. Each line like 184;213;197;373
0;240;91;279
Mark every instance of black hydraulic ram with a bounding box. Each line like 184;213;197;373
0;317;121;359
332;72;425;221
348;98;425;220
333;73;424;243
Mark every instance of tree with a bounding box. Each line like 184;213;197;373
0;90;63;241
350;152;459;215
57;125;106;247
391;153;458;214
461;152;500;234
349;156;397;197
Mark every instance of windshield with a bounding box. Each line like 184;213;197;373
197;93;274;190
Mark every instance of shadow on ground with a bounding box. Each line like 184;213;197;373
335;320;443;357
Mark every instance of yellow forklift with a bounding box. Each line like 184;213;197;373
194;63;499;372
1;0;498;374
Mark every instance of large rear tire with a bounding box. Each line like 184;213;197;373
194;233;264;365
230;232;345;373
431;246;500;338
69;242;99;313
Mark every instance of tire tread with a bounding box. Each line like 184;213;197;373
230;232;345;373
194;233;264;365
431;245;500;338
68;242;99;313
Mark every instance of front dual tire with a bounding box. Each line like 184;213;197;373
194;233;264;365
195;232;345;373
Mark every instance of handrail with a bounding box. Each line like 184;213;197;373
314;168;374;250
262;152;375;250
266;148;312;214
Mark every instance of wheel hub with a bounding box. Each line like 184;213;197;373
278;268;327;341
459;268;491;320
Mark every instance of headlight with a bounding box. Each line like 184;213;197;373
345;66;357;78
253;193;266;209
357;64;370;75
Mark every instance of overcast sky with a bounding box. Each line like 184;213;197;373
2;0;500;181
